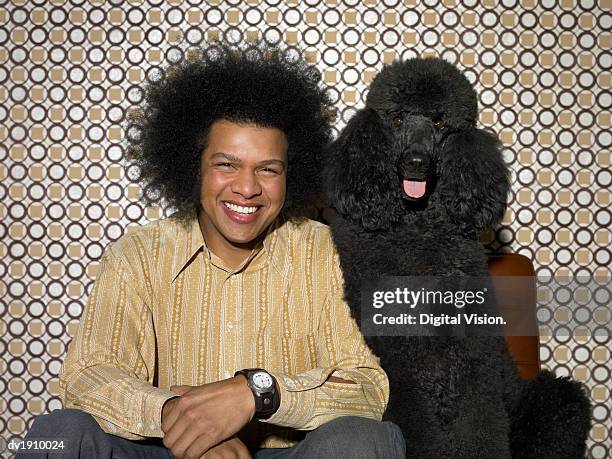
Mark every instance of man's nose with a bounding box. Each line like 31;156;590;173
231;169;262;198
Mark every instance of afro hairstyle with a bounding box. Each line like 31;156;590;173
125;42;334;223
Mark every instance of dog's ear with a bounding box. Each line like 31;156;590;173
325;108;402;231
434;128;509;235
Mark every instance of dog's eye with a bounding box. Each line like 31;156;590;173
391;116;403;128
434;119;445;130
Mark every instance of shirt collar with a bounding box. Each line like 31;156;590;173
171;217;206;282
171;215;292;281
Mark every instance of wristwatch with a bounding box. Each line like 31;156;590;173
234;368;280;419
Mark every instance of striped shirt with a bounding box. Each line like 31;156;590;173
59;216;389;448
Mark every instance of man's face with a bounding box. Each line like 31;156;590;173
199;119;288;254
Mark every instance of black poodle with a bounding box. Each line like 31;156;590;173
325;57;591;458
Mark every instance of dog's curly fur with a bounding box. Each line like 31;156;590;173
126;42;334;223
325;57;591;458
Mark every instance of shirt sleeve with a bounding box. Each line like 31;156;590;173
262;245;389;430
58;244;176;440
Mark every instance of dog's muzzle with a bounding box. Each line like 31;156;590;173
399;153;433;199
396;116;437;201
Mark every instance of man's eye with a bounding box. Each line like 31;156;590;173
261;167;279;174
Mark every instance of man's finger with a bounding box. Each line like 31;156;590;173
166;421;204;459
184;432;220;459
162;415;192;455
200;436;251;459
161;397;182;434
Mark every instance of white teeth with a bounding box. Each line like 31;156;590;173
225;202;259;214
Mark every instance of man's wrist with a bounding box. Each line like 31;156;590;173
233;374;256;419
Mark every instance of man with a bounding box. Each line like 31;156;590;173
18;44;405;458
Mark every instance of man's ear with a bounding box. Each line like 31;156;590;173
324;108;403;231
432;128;510;235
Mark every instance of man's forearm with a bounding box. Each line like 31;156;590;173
261;366;388;431
60;360;178;439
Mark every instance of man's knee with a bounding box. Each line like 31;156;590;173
306;416;405;458
15;410;107;459
27;409;103;439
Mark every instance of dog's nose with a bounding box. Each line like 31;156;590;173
407;156;424;165
403;152;430;167
399;152;432;176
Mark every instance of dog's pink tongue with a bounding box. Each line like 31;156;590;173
403;180;426;198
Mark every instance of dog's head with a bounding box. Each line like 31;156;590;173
325;57;509;236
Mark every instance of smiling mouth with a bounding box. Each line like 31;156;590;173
224;202;261;214
221;201;264;224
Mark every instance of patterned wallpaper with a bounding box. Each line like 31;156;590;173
1;0;610;456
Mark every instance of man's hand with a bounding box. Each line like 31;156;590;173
161;376;255;459
201;436;252;459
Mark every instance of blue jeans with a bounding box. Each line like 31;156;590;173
15;409;405;458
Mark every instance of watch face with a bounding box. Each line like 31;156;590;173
252;371;273;390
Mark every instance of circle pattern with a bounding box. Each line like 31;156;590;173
1;1;609;455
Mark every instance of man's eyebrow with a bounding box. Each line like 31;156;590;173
209;153;286;167
258;159;286;167
210;152;241;162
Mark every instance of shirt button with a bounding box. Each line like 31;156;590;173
224;371;231;379
151;422;157;430
226;321;233;331
136;422;143;430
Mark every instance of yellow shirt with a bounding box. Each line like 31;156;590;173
59;216;389;448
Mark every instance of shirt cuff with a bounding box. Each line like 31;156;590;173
261;369;328;429
136;386;180;437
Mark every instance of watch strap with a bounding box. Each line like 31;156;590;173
235;368;280;420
